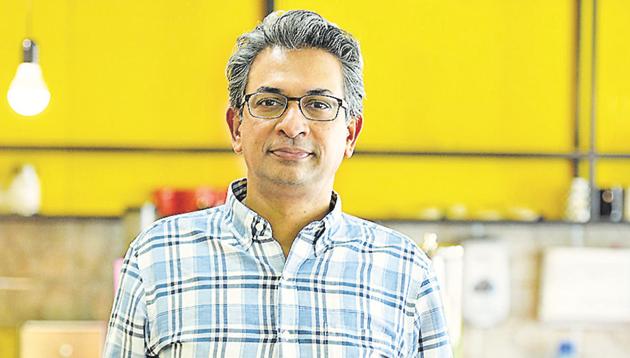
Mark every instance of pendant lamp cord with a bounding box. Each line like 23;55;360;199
25;0;33;38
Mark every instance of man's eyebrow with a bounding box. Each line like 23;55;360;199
306;88;333;95
253;87;334;96
255;86;282;94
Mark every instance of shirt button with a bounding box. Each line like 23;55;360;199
279;329;289;339
255;222;265;232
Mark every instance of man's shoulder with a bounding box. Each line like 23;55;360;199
130;205;227;253
339;213;432;270
339;212;418;246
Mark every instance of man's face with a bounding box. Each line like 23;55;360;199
228;47;361;189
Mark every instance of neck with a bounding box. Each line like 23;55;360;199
243;178;333;256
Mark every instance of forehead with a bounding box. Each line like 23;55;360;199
246;47;344;96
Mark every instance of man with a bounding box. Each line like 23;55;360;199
105;10;452;357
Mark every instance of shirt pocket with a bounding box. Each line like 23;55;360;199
323;307;398;356
147;286;218;354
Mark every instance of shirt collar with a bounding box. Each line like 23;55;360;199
225;178;342;255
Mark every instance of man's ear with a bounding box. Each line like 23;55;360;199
345;115;363;158
226;107;243;154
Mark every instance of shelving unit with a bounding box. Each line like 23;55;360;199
2;142;629;222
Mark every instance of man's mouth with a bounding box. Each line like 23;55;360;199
268;147;313;160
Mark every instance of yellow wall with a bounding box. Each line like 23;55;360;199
596;0;630;153
0;0;628;218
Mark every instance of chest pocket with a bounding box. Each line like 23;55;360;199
320;301;399;356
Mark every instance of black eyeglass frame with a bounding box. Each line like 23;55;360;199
241;92;347;122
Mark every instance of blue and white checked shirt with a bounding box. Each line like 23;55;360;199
104;178;452;357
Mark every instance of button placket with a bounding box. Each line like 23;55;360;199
276;250;305;356
276;274;296;338
275;230;319;355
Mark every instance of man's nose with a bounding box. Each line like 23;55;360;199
276;101;310;138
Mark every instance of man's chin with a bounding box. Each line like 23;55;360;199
258;170;312;187
269;175;309;187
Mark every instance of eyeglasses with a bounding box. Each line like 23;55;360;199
242;92;346;122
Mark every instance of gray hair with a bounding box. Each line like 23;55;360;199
226;10;365;121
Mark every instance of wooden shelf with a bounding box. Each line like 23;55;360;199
0;214;120;221
375;218;630;226
2;213;629;227
2;145;630;159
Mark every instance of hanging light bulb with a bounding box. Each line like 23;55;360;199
7;38;51;116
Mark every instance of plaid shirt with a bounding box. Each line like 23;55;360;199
104;178;452;357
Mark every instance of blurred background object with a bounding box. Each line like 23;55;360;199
3;164;41;216
539;247;630;323
462;239;510;329
431;242;464;350
565;177;591;223
19;321;105;358
153;186;226;217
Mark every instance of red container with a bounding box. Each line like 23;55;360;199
153;187;223;217
194;187;216;210
153;188;177;217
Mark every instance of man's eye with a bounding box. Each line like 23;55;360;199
306;101;331;110
257;98;283;107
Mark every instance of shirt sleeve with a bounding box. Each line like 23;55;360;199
412;267;453;358
103;244;152;357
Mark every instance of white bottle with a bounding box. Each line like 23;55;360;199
462;239;510;328
7;164;41;216
565;177;590;223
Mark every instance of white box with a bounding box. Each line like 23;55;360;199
20;320;106;358
539;247;630;323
